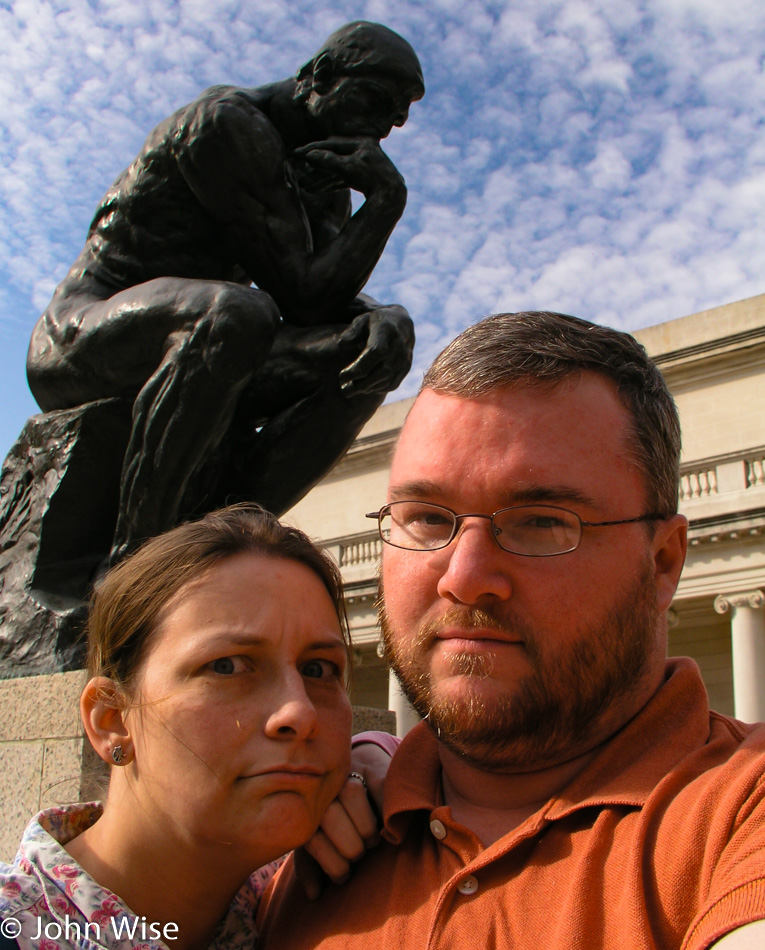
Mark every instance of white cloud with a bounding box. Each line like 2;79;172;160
0;0;763;451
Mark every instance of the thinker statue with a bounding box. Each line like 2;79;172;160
0;21;423;674
27;20;423;561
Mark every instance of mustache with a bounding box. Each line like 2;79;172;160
414;605;512;647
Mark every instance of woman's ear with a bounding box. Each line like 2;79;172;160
80;677;133;766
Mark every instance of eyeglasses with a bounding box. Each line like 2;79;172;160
365;501;666;558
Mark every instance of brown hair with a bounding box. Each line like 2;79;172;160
86;505;349;696
421;311;681;515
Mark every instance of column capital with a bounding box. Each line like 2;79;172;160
714;589;765;614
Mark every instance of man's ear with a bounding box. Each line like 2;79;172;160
652;514;688;612
80;676;132;765
311;52;338;93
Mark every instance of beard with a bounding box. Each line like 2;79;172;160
379;558;659;771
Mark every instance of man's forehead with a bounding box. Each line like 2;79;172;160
391;378;635;482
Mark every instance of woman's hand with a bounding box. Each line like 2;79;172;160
293;740;394;898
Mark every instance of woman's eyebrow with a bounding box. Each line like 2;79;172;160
303;639;347;653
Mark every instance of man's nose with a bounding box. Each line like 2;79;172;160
435;517;513;605
264;674;319;741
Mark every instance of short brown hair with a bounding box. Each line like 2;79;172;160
421;311;681;515
86;505;349;695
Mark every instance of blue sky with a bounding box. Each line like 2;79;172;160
1;0;764;459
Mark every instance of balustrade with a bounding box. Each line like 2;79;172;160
679;466;717;501
746;455;765;489
339;535;382;568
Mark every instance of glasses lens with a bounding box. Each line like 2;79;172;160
492;506;581;556
381;502;456;550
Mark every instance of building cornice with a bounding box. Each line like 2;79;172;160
321;428;400;480
650;326;765;368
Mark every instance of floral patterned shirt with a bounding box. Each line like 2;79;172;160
0;803;279;949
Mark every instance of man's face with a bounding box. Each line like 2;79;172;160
381;375;681;771
307;74;418;140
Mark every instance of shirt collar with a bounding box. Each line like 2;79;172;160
382;657;711;841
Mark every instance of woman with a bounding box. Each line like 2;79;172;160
0;506;390;949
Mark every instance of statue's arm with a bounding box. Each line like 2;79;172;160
175;97;406;325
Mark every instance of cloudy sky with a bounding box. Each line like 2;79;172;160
1;0;764;459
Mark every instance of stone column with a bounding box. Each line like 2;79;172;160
387;671;421;737
714;589;765;722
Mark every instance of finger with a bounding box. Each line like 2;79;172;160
339;346;376;382
340;353;394;394
299;149;349;169
293;137;367;156
318;799;368;860
336;779;381;845
293;848;324;900
338;314;370;347
302;827;353;884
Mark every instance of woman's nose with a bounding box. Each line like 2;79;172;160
263;675;319;741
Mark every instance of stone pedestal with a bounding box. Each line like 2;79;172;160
0;399;133;678
0;671;102;862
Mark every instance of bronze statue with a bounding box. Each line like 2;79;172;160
1;21;423;674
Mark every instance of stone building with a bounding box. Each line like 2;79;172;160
286;293;765;733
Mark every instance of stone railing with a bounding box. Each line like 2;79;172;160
746;454;765;489
339;534;382;569
679;466;718;501
679;449;765;503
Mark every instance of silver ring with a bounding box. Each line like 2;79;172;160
348;770;368;790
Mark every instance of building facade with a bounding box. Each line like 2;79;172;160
286;294;765;733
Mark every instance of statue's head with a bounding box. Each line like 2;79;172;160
296;21;424;140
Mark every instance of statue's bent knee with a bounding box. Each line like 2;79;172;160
195;287;279;378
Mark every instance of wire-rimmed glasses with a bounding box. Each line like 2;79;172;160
366;501;666;558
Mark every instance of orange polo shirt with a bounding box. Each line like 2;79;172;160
257;658;765;950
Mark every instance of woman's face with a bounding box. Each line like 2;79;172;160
123;552;352;866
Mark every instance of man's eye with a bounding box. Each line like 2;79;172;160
527;516;564;528
302;659;339;680
405;509;450;527
422;512;450;526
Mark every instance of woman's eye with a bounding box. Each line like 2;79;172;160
302;659;338;680
208;656;245;675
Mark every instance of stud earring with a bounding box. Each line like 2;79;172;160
112;745;125;765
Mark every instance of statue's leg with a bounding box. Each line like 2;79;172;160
110;283;279;559
27;276;279;561
28;277;275;408
213;321;388;516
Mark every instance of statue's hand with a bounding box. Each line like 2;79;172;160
338;305;414;396
294;137;406;203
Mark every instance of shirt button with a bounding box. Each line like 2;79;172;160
457;875;479;896
430;819;447;840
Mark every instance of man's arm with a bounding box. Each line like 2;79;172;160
174;91;406;325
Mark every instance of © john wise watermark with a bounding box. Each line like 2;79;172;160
1;914;179;942
1;917;23;939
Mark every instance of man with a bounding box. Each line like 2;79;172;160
27;21;423;560
257;311;765;949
